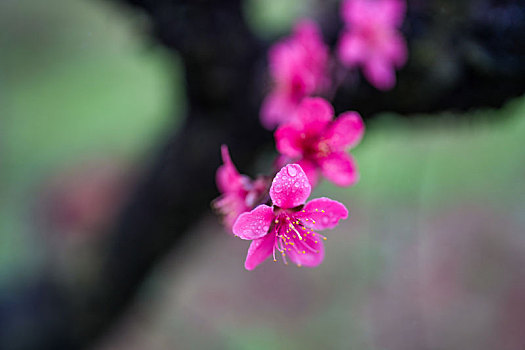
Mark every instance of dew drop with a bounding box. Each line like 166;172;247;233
294;181;300;188
287;166;297;177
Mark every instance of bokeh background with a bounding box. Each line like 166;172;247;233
1;0;525;349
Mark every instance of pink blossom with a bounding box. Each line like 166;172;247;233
275;97;364;187
233;164;348;270
213;145;268;230
337;0;407;90
261;20;330;129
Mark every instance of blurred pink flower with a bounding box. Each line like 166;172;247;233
275;97;364;187
214;145;268;230
233;164;348;270
338;0;407;90
38;159;133;238
261;20;330;129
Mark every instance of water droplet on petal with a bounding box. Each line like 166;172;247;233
294;182;300;188
287;166;297;177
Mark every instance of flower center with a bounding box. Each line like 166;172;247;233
271;212;326;267
316;139;331;158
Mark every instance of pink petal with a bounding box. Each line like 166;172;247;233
324;111;365;150
268;41;298;83
338;32;368;67
260;93;298;130
216;145;245;193
342;0;370;28
342;0;405;28
293;97;334;129
275;123;303;158
296;197;349;230
213;193;248;230
377;0;406;27
382;32;408;67
270;164;311;209
293;19;320;41
363;58;396;90
245;231;276;270
297;159;320;188
232;205;274;240
286;234;325;267
320;152;360;187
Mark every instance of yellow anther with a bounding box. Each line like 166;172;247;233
323;237;327;240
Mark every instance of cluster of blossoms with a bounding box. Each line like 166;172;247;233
261;20;330;129
233;164;348;270
275;97;364;187
214;0;407;270
338;0;407;90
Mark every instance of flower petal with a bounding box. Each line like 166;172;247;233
216;145;245;194
338;32;368;67
296;197;349;230
325;111;365;150
232;205;274;240
377;0;406;27
293;97;334;129
260;93;298;130
213;193;248;230
245;231;275;270
320;152;360;187
270;164;311;209
363;58;396;91
381;32;408;67
286;233;325;267
275;123;303;158
297;159;320;187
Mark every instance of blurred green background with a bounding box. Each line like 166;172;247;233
1;0;524;349
0;0;184;284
